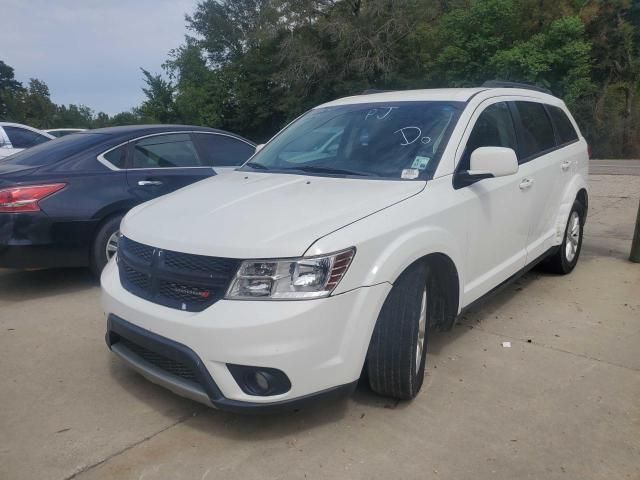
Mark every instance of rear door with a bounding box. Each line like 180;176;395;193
192;132;255;174
125;132;216;203
510;101;563;262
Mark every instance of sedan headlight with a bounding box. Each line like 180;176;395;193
226;248;355;300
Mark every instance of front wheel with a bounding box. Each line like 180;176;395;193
366;263;428;400
90;215;123;277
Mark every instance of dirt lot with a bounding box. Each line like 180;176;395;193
1;173;639;480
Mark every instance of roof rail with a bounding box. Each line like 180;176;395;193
361;89;395;95
482;80;552;95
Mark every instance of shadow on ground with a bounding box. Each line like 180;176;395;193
0;267;96;302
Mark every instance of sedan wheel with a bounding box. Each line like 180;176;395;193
106;230;120;261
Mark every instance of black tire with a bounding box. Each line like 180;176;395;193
541;200;584;274
90;214;123;277
366;262;428;400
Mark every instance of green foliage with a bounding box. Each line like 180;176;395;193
140;68;176;123
156;0;638;155
429;0;520;85
490;17;595;99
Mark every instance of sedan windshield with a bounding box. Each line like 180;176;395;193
243;101;463;180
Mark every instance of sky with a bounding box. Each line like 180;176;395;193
1;0;199;115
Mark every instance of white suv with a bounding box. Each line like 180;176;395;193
102;84;588;412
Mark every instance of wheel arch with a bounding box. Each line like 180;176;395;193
413;252;460;331
553;175;589;245
576;188;588;219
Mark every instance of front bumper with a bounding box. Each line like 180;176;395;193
0;212;96;268
101;259;391;412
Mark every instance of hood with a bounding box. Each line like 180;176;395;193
122;170;424;258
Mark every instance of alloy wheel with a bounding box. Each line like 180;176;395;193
416;287;427;372
565;211;580;262
106;230;120;261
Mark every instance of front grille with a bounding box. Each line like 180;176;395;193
119;337;197;381
117;236;241;312
122;262;150;291
126;238;154;263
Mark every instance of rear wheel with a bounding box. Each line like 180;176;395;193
90;215;123;277
542;200;584;274
366;263;428;400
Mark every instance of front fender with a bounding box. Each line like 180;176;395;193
307;221;465;312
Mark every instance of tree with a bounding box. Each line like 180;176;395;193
22;79;57;128
139;68;175;123
0;60;25;120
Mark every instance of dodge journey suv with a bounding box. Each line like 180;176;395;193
102;83;589;412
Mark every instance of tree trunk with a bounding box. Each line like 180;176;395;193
631;199;640;263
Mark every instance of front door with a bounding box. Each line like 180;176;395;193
455;100;530;305
125;132;216;203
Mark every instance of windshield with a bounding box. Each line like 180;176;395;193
0;133;108;167
243;101;463;180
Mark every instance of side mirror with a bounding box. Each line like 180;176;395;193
454;147;518;188
255;144;265;153
470;147;518;177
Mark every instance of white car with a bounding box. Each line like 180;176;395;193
0;122;54;159
102;83;589;412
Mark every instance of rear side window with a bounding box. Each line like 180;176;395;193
4;126;50;149
194;133;255;167
514;102;556;159
131;134;202;169
459;102;517;171
547;106;579;145
102;146;126;169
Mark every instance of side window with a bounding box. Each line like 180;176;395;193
131;133;202;169
547;106;579;145
101;146;126;169
194;134;255;167
459;102;517;171
514;102;556;160
4;126;50;149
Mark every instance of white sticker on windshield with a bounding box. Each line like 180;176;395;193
401;169;419;179
411;156;431;170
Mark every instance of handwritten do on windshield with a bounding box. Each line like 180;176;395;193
365;107;431;146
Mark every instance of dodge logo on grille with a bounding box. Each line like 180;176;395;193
173;286;211;298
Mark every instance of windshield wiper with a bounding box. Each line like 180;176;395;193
282;165;377;177
244;162;270;170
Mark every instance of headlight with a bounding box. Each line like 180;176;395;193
226;248;355;300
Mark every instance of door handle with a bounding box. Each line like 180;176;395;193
519;178;534;190
561;160;571;171
138;180;163;186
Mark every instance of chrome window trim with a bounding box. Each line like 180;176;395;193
96;131;255;171
0;126;11;149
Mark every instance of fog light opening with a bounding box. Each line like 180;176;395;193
228;364;292;397
243;370;273;395
254;371;270;393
